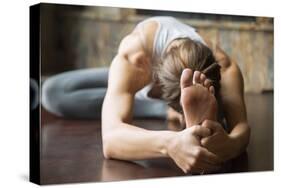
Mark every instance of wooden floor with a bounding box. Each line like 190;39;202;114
40;93;273;184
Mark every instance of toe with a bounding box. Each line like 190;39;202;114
209;86;215;95
204;79;212;88
181;68;193;89
200;73;207;85
193;71;201;84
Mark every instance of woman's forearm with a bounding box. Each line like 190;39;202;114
102;122;176;160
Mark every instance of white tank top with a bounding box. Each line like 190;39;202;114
135;16;206;102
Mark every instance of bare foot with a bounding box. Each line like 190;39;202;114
180;69;218;128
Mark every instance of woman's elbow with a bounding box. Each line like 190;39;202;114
102;134;115;159
102;141;112;159
102;127;120;159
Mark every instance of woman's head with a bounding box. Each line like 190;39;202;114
154;38;221;113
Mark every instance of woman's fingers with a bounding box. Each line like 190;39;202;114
189;147;222;173
199;147;222;165
184;147;222;173
190;125;211;138
202;120;222;133
200;137;210;147
173;147;222;174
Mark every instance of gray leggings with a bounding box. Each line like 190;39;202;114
42;67;167;119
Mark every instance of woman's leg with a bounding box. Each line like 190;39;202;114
133;99;167;119
42;68;108;119
42;67;167;119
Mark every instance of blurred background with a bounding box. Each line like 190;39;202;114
41;3;273;93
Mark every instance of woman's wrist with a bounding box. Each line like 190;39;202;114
161;131;178;158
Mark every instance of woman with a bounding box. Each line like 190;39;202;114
42;16;250;174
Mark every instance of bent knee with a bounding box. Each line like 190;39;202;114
42;76;65;116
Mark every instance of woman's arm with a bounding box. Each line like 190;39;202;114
220;59;251;157
201;45;251;160
102;54;174;159
102;32;165;160
102;32;221;173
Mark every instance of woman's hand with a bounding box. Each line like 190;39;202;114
167;125;222;173
200;120;238;161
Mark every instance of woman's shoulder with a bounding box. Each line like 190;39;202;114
134;19;159;56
